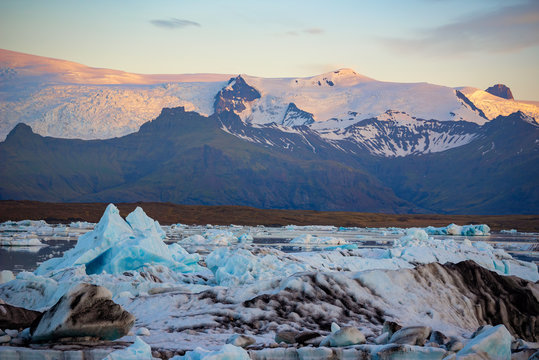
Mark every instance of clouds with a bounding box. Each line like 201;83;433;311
150;18;200;29
283;28;324;36
384;0;539;56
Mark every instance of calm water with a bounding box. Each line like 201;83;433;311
0;224;537;273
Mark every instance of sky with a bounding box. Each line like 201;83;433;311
0;0;538;100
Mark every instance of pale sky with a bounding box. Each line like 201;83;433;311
1;0;538;99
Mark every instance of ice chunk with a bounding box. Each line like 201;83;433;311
0;237;46;246
456;324;511;359
0;270;14;284
290;234;348;245
171;344;250;360
31;283;134;342
320;326;366;347
105;337;155;360
126;207;166;239
69;221;95;229
206;247;308;286
35;204;200;275
180;230;251;245
424;224;490;236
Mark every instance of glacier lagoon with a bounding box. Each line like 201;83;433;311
0;220;537;273
0;205;537;359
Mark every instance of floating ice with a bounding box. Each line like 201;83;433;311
35;204;201;276
424;223;490;236
171;344;250;360
290;234;348;245
105;337;155;360
0;236;46;246
69;221;95;229
500;229;518;234
180;230;253;246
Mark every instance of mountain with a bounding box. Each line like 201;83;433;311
457;87;539;121
1;49;537;214
2;49;538;147
0;107;415;213
367;112;539;214
1;107;537;214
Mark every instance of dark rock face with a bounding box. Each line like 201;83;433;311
31;284;135;342
0;303;41;330
485;84;514;100
214;76;261;114
282;103;315;127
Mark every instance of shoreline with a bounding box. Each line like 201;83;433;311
1;200;538;232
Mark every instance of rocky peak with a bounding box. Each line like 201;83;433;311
214;75;261;114
282;103;315;127
485;84;514;100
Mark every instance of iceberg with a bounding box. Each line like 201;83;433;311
424;223;490;236
105;337;155;360
35;204;201;275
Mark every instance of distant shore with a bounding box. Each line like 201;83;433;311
1;200;538;232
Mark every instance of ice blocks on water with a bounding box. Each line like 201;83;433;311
35;204;200;275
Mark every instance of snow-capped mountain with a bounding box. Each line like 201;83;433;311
1;49;538;158
457;86;539;121
321;110;480;157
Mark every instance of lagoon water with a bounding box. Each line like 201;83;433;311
1;223;537;273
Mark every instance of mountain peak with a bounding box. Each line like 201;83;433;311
7;123;33;136
301;68;373;88
485;84;514;100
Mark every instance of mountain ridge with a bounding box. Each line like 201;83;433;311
1;107;537;214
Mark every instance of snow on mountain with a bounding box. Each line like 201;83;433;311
457;87;539;122
0;48;231;85
0;82;227;140
238;69;488;128
1;49;537;158
320;110;480;157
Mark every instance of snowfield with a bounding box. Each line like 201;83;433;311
0;204;537;359
2;50;538;148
